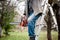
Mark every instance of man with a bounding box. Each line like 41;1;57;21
19;0;44;40
27;0;59;40
23;0;43;40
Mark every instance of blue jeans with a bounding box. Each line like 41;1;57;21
28;12;41;37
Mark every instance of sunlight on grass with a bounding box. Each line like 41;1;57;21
0;31;58;40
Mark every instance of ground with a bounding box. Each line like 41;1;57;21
0;31;58;40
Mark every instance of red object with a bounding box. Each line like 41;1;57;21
20;16;27;27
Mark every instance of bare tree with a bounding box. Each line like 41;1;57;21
45;0;58;40
44;0;53;40
53;1;60;40
45;11;52;40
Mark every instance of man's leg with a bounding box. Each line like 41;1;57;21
28;13;42;40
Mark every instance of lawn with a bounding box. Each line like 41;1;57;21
0;31;58;40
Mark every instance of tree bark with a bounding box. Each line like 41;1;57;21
47;11;52;40
56;2;60;40
56;7;60;40
53;1;60;40
55;4;60;40
45;10;52;40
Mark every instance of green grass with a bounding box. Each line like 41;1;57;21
0;31;58;40
39;31;58;40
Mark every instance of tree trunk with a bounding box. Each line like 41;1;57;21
57;2;60;40
55;4;60;40
45;11;52;40
47;11;52;40
55;7;60;40
56;7;60;40
53;1;60;40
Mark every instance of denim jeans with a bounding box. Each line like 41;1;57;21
28;12;41;37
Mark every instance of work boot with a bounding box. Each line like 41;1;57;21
29;36;35;40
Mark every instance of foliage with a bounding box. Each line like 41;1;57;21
3;6;16;35
0;1;16;35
